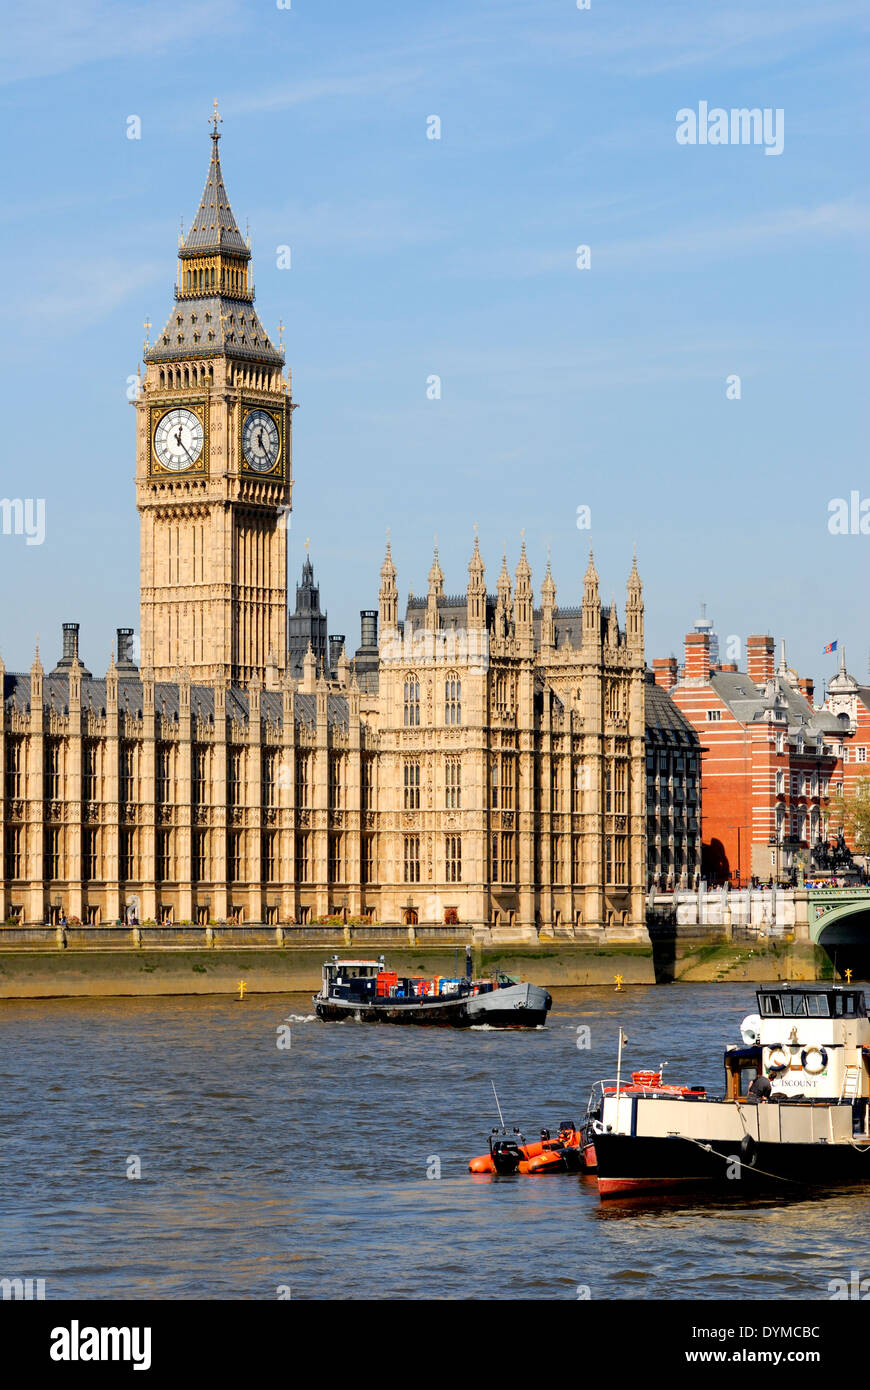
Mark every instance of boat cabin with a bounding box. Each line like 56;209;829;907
724;985;870;1102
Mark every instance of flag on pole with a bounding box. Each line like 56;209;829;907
823;640;837;655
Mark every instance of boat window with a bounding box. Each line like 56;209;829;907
834;993;858;1017
761;996;781;1016
806;995;830;1017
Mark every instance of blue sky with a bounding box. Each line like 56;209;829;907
1;0;867;689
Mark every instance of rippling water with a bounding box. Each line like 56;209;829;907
2;983;868;1300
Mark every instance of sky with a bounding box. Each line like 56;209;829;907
0;0;867;691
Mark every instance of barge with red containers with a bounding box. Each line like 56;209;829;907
313;953;552;1027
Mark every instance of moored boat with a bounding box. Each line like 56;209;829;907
590;984;870;1199
469;1120;584;1175
314;953;552;1028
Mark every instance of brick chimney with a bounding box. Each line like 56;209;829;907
746;634;774;685
798;676;814;705
684;632;711;683
652;657;678;691
719;663;738;672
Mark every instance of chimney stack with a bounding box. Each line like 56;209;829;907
798;676;815;705
116;628;138;678
328;634;345;671
50;621;92;678
652;657;678;691
359;610;378;650
747;634;775;686
684;632;711;684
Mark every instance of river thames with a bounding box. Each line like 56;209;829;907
2;983;868;1300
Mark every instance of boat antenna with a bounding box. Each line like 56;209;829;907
491;1080;506;1131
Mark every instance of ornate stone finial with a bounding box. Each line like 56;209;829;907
278;318;285;348
305;536;310;553
211;98;222;141
143;317;151;353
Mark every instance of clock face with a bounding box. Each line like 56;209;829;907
154;408;204;472
242;409;281;473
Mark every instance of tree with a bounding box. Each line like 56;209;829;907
832;777;870;854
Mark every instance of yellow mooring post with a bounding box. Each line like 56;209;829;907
614;974;624;993
237;980;247;1000
845;968;853;984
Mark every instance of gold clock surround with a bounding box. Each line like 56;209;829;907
149;401;208;477
240;403;285;478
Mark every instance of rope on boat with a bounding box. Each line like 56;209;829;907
675;1134;806;1185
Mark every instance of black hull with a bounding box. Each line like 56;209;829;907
315;998;470;1025
314;999;551;1027
594;1131;870;1198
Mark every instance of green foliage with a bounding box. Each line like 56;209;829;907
832;777;870;851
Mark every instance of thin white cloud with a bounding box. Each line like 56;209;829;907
0;1;242;85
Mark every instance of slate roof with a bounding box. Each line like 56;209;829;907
180;136;248;257
709;670;843;739
146;296;283;366
644;671;701;744
2;675;349;731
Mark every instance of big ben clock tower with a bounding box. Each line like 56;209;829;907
136;105;292;684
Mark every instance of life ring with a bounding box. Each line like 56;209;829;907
767;1046;791;1071
801;1046;828;1075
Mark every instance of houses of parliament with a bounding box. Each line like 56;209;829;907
0;120;697;938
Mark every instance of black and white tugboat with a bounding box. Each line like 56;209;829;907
590;984;870;1198
314;952;552;1028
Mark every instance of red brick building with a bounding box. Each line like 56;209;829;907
654;632;846;885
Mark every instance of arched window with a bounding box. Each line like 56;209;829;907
403;678;420;727
445;676;461;725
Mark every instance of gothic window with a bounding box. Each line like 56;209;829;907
614;762;627;815
45;825;61;881
83;742;99;801
490;757;500;809
403;759;420;811
361;834;374;885
4;826;22;879
82;828;99;883
572;762;584;813
192;746;208;806
445;757;461;809
295;754;310;810
295;831;310;883
262;831;277;883
572;834;581;883
328;755;343;811
155;829;171;883
403;835;420;883
155;745;171;805
501;756;515;811
551;761;562;813
446;835;462;883
501;832;515;883
119;743;135;803
403;678;420;727
192;829;206;884
226;830;242;883
261;750;277;808
120;827;135;882
228;748;244;807
328;833;342;883
604;767;612;813
45;740;62;800
361;758;375;811
5;739;23;800
445;676;461;725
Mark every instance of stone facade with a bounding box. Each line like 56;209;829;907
0;123;651;939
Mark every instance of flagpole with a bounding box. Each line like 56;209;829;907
615;1028;623;1121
